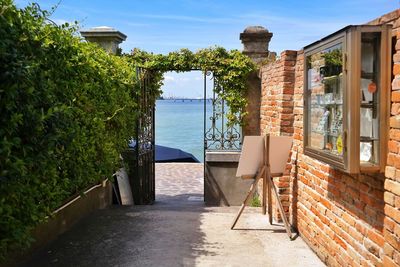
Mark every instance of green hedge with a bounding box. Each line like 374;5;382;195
0;1;141;259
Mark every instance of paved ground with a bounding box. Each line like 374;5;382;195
21;163;324;267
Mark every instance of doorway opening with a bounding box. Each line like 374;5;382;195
155;70;212;203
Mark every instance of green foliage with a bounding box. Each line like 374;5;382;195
250;194;261;207
131;47;256;126
323;48;342;67
0;1;143;260
0;0;255;261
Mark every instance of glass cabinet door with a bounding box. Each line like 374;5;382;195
306;43;344;160
359;32;381;166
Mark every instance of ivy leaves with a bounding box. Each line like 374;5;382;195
130;47;255;126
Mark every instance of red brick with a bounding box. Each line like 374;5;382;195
384;243;395;258
384;229;400;251
385;216;396;232
394;64;400;76
394;53;400;63
388;140;399;153
383;256;398;267
390;129;400;141
334;234;347;250
385;179;400;196
392;78;400;90
386;166;397;179
342;212;356;227
387;153;400;169
355;221;368;236
390;116;400;129
393;91;400;102
385;204;400;224
367;229;385;247
385;191;396;206
392;103;400;115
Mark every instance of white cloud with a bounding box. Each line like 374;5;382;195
163;75;175;81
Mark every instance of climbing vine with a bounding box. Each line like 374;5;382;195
130;47;256;125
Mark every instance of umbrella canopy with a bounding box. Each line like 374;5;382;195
155;145;200;163
128;140;200;163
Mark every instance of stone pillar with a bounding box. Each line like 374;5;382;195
80;26;127;55
240;26;273;136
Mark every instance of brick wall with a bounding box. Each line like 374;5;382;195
259;51;296;221
259;9;400;266
368;10;400;267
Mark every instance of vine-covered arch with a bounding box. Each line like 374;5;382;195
129;47;255;126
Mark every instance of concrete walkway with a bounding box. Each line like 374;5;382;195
22;163;324;267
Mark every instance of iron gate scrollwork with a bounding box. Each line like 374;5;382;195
204;71;242;151
123;67;155;205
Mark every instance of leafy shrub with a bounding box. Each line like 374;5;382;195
0;1;141;259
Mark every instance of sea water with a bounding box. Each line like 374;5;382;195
155;99;212;162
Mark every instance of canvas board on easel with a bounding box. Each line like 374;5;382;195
236;135;293;177
269;135;293;174
236;136;264;178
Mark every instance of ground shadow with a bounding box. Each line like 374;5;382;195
19;193;219;267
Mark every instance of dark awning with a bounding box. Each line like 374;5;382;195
128;140;200;163
155;145;199;163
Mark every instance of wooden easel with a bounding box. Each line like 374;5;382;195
231;134;294;240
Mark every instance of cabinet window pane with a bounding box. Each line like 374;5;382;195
306;44;343;157
360;32;381;165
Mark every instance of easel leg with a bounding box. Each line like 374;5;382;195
262;174;266;215
267;176;272;225
268;175;293;239
231;167;264;230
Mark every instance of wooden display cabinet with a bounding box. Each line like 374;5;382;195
303;25;392;174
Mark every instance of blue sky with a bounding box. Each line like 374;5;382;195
15;0;400;97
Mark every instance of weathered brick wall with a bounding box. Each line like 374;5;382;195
383;33;400;266
259;9;400;266
259;51;296;221
260;50;296;136
368;10;400;267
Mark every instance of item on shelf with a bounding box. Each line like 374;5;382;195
334;92;343;104
317;95;324;105
360;142;372;162
324;93;334;104
360;108;373;137
330;109;342;135
336;135;343;155
311;69;322;89
368;81;377;94
361;78;373;103
372;118;379;139
326;143;333;151
315;110;330;132
361;42;374;73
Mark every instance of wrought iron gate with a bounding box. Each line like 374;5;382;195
204;71;242;152
123;68;155;205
